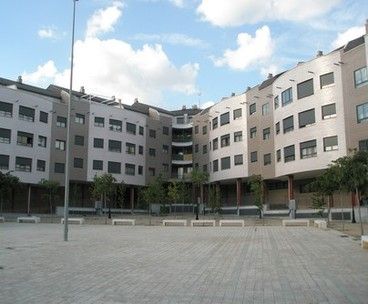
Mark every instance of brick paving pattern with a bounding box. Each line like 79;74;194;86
1;223;368;303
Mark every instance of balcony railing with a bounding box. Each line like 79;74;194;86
172;154;193;161
172;135;192;142
171;173;191;180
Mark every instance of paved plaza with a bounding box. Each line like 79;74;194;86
1;223;368;304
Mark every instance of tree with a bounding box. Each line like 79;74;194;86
249;175;264;219
0;172;19;214
190;169;209;219
39;179;59;214
90;173;117;219
208;184;221;215
167;181;180;215
142;174;166;222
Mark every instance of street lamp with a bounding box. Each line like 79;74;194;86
64;0;78;242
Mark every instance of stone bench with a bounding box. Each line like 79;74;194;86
17;216;41;223
282;219;309;227
162;219;187;226
112;219;135;226
61;217;84;225
361;236;368;249
219;220;244;227
314;219;327;229
190;220;216;227
0;216;5;223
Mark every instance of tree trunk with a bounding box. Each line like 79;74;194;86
49;191;52;215
356;187;364;235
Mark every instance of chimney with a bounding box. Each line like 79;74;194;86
182;105;186;110
365;19;368;35
134;98;139;103
231;92;235;97
316;50;323;57
17;76;22;83
267;73;273;79
192;104;198;109
246;86;251;92
80;86;85;94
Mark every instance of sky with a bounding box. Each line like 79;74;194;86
0;0;367;110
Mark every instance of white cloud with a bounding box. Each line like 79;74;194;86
197;0;341;27
331;26;365;49
260;64;280;78
86;1;123;38
201;100;214;109
214;26;274;71
169;0;184;8
22;60;59;86
132;33;207;48
38;27;57;39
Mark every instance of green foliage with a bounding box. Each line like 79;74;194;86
208;185;221;213
90;173;117;203
142;174;166;211
190;169;209;187
249;175;264;213
39;179;59;214
311;192;325;217
111;182;126;209
167;181;181;205
0;172;19;213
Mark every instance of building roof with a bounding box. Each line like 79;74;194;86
258;72;285;90
170;108;202;116
130;101;173;116
343;35;365;53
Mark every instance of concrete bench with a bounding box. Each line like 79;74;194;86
0;216;4;223
190;220;216;227
314;219;327;229
61;217;84;225
162;219;187;226
361;236;368;249
282;219;309;227
17;216;41;223
112;219;135;226
219;220;244;227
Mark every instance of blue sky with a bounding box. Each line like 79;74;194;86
0;0;367;110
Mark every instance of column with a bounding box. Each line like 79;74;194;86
287;175;294;201
27;184;31;215
130;187;135;211
236;178;241;215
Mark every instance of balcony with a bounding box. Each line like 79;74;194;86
170;173;191;181
172;154;193;165
172;135;193;146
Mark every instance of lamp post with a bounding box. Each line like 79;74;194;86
64;0;78;242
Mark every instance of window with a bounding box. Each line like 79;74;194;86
323;136;338;151
0;101;13;117
322;103;336;119
139;126;144;135
264;153;271;166
149;148;156;156
139;145;144;155
250;151;257;163
357;102;368;123
194;144;199;153
354;66;368;87
55;139;65;151
234;131;242;142
233;108;242;120
162;145;169;153
281;88;293;106
213;159;218;172
15;157;32;172
203;144;207;154
275;122;280;135
297;78;314;99
320;72;334;88
149;129;156;138
39;111;48;123
359;139;368;151
249;103;256;115
17;131;33;147
125;163;135;176
250;127;257;138
0;128;11;144
38;135;47;148
176;117;184;124
262;103;270;115
221;134;230;147
220;112;230;126
75;113;85;124
194;126;199;134
93;160;103;170
108;140;122;153
54;162;65;173
93;138;104;149
263;128;270;140
109;119;122;132
162;163;169;172
126;142;136;155
126;122;136;135
74;158;83;168
202;126;207;135
74;135;84;146
284;145;295;162
19;106;35;122
138;165;143;175
148;167;155;176
108;161;121;174
221;157;231;170
274;96;279;109
94;117;104;127
56;116;67;128
234;154;243;166
212;117;218;129
300;140;317;159
276;149;281;162
0;154;9;170
298;109;315;128
283;116;294;133
213;138;218;150
163;126;169;135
